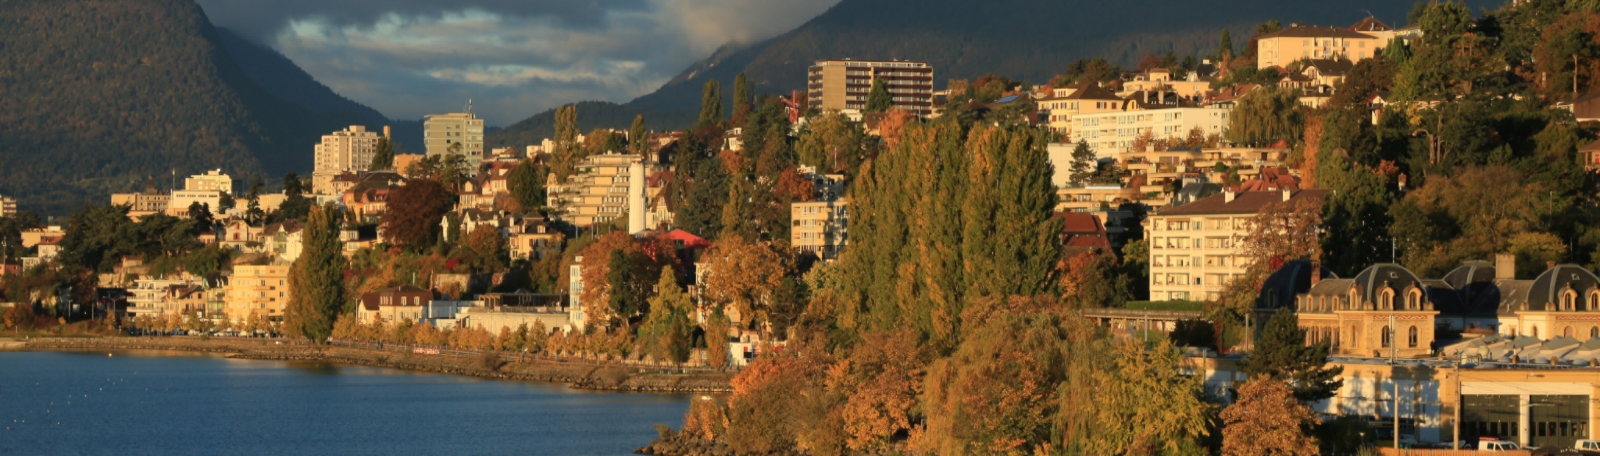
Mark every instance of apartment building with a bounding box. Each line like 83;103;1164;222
0;194;15;217
1119;68;1212;99
1146;188;1330;301
313;125;386;194
547;154;673;230
110;190;170;220
807;59;934;116
183;170;234;195
1074;107;1230;159
791;200;850;260
227;264;290;323
1035;83;1126;133
1255;26;1384;69
424;113;485;161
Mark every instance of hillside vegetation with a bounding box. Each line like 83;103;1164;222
0;0;361;214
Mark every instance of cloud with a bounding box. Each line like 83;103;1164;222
195;0;839;125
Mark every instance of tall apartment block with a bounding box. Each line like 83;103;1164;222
183;169;234;195
0;194;15;217
312;125;386;195
807;59;934;116
424;113;485;160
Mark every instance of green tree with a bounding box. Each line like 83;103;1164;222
628;114;649;156
606;248;638;323
245;176;264;222
1068;139;1096;185
732;73;752;126
697;80;723;128
641;267;694;364
507;159;545;212
1240;308;1343;402
864;79;893;113
550;105;583;181
1225;86;1305;146
283;203;348;342
796;110;863;171
370;137;395;170
1219;29;1234;59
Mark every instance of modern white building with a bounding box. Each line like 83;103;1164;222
1073;107;1230;159
313;125;386;194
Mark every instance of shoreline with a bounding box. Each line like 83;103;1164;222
7;336;734;394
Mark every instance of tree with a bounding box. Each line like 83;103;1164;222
465;225;508;271
370;137;395;170
1068;139;1096;185
697;80;723;128
641;267;694;364
732;73;752;126
283;203;348;343
1081;339;1213;454
507;159;545;211
186;201;213;232
1220;193;1325;314
283;172;304;199
627;114;649;156
703;235;788;331
704;309;733;371
863;79;893;113
1221;376;1321;455
1240;308;1343;402
245;176;264;223
1226;86;1305;146
605;249;638;322
1219;29;1234;59
380;179;456;250
550;105;582;181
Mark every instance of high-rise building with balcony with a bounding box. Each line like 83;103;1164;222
807;59;934;116
313;125;386;194
424;112;484;160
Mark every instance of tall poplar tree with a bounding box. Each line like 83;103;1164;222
628;114;649;156
1218;29;1234;59
370;137;395;170
697;80;723;128
551;105;582;181
641;266;694;365
732;73;752;126
283;203;347;343
864;79;893;113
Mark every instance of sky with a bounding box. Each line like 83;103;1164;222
194;0;840;126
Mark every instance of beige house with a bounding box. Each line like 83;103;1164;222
313;125;386;194
791;199;850;260
1035;83;1126;134
1147;188;1330;301
110;190;170;220
167;190;224;217
183;170;234;194
1255;26;1385;69
1119;69;1211;100
807;59;934;116
227;264;290;324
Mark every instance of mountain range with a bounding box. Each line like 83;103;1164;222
0;0;1501;215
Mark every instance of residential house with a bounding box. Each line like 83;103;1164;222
1146;188;1331;301
110;187;170;220
1035;83;1126;134
1120;68;1212;100
341;171;406;223
218;220;265;251
264;221;304;262
356;286;433;324
1255;25;1386;69
508;215;563;262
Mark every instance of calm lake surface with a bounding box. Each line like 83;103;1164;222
0;350;692;455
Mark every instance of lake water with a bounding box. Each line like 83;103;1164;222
0;350;692;455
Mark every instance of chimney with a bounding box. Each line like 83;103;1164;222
1495;254;1515;280
1310;261;1322;286
1223;189;1236;203
383;125;391;138
1281;188;1292;202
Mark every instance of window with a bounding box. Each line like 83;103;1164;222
1408;326;1418;348
1381;325;1392;348
1379;289;1394;310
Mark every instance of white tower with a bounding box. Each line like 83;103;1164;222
627;160;647;234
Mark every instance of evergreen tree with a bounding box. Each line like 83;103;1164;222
641;266;694;365
605;248;637;324
508;159;545;212
679;153;729;238
186;202;213;233
283;203;348;343
283;172;303;199
551;105;582;181
864;79;893;113
698;80;723;128
1068;140;1096;185
1218;29;1234;59
246;176;264;222
628;114;649;156
370;137;395;170
1240;308;1343;402
732;73;752;126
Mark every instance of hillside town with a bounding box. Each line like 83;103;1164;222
15;3;1600;453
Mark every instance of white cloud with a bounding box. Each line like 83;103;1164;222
236;0;838;125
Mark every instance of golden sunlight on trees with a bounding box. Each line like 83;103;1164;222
1221;376;1320;456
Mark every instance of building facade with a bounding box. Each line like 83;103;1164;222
791;200;850;260
226;264;290;323
807;60;934;116
167;190;223;217
1255;26;1385;69
424;113;485;160
549;154;645;227
0;194;15;217
1035;83;1127;134
1147;188;1330;301
183;170;234;194
110;191;170;220
1073;107;1230;158
313;125;385;194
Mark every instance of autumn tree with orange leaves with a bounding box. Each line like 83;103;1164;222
1221;376;1320;456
